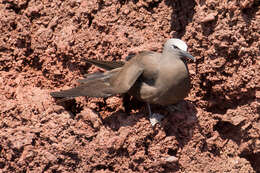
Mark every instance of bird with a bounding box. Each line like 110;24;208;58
50;38;195;126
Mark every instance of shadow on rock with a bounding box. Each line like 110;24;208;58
51;98;84;118
241;0;260;25
165;0;196;38
162;100;198;147
103;100;198;146
103;111;146;131
213;120;243;145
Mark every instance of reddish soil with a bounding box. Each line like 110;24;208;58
0;0;259;172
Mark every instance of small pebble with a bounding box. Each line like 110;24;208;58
165;156;178;163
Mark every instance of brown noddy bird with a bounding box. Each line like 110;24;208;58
50;39;195;126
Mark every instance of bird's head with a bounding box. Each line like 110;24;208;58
163;38;195;61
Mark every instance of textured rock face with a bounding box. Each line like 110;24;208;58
0;0;259;172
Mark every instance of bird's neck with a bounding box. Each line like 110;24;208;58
162;51;189;70
162;51;181;62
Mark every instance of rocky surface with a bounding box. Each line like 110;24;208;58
0;0;259;172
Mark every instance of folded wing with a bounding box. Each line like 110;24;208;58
50;57;144;98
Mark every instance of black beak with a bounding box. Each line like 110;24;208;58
179;49;195;61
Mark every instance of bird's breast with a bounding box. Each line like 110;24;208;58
153;59;190;105
129;57;191;105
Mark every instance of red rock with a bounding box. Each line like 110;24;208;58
0;0;258;172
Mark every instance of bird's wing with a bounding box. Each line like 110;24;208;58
50;52;155;98
50;62;144;98
50;80;114;98
85;59;125;70
109;51;155;93
78;68;121;84
50;69;121;98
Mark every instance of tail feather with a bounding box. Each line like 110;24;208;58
50;79;114;98
85;59;125;70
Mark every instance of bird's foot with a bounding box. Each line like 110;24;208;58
167;104;182;112
149;113;164;126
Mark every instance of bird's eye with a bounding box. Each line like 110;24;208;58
171;45;179;49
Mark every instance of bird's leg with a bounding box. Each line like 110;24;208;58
147;102;152;115
146;103;164;126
